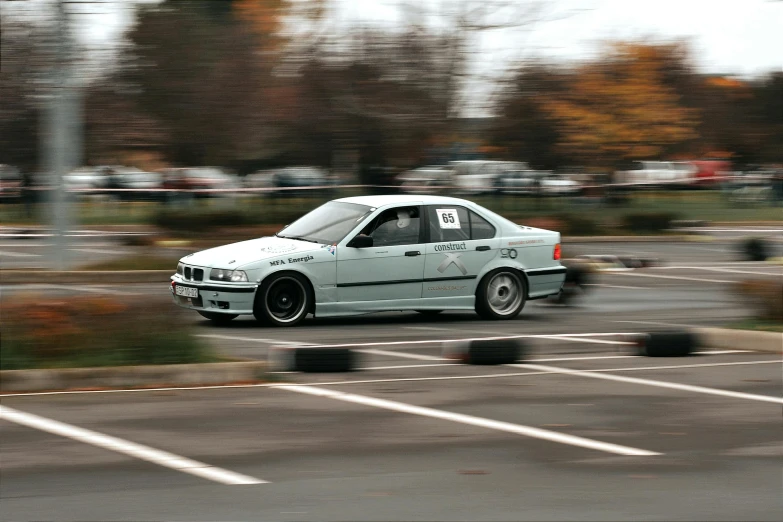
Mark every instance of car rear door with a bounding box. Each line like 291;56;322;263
422;205;500;300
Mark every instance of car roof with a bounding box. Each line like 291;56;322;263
335;194;477;208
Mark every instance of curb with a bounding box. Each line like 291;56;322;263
0;361;268;393
694;327;782;354
1;270;173;284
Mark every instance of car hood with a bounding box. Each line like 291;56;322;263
181;236;323;269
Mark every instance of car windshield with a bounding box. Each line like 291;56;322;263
277;201;372;244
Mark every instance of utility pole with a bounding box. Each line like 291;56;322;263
46;0;81;271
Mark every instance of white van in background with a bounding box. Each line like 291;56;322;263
449;160;528;194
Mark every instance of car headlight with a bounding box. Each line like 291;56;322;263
210;269;248;282
177;262;184;275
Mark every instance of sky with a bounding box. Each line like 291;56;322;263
3;0;780;77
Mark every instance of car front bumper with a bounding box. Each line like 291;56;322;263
170;276;257;315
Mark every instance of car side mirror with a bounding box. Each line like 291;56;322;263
348;235;373;248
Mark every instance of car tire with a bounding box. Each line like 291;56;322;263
254;272;312;327
475;269;526;320
638;331;699;357
197;311;238;325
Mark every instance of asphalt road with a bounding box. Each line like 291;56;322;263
1;239;782;521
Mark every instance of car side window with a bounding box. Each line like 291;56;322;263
470;211;496;240
427;206;470;243
359;206;421;246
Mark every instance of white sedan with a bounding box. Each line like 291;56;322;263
170;195;566;326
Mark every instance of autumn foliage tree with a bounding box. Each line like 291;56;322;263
537;43;699;169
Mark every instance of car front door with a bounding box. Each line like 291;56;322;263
337;205;426;303
422;205;500;299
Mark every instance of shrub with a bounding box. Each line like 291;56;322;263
0;296;213;370
621;212;679;233
555;213;601;236
153;209;249;231
734;279;783;321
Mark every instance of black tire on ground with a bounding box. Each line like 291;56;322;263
415;310;443;316
638;331;699;357
197;311;238;325
466;339;525;365
294;348;356;372
475;269;527;320
741;238;769;262
254;272;312;326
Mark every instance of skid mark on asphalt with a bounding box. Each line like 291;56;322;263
273;384;660;457
515;363;783;405
0;405;266;485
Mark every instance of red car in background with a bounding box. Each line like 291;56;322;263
161;167;240;198
688;160;733;186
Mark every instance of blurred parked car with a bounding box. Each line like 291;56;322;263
495;170;582;196
272;167;337;197
64;166;110;193
614;161;698;189
0;164;22;202
397;166;453;194
161;167;240;198
105;167;163;200
450;160;528;194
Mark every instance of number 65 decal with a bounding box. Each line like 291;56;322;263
500;248;518;259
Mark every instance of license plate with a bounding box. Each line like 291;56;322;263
175;285;199;298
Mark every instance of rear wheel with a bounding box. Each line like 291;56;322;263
254;272;312;326
475;269;526;320
197;311;238;325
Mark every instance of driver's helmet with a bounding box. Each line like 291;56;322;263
396;209;411;228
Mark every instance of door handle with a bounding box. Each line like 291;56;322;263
476;246;491;251
405;250;421;256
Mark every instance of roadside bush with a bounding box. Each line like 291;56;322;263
621;212;679;233
555;213;601;236
734;279;783;321
0;296;214;370
153;209;249;231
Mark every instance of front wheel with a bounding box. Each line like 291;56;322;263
254;272;312;326
475;269;526;320
197;311;238;325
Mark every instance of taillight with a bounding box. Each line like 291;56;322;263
553;243;561;260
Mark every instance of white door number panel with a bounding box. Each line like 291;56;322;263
436;209;461;229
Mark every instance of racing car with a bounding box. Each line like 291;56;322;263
170;195;565;326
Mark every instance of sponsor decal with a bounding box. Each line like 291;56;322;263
433;242;467;252
508;239;545;246
288;255;314;263
321;243;337;255
500;248;518;259
428;285;467;291
437;252;468;275
270;259;286;266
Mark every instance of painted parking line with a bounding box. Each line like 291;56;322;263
273;384;660;457
0;405;266;485
1;359;779;398
0;250;41;258
651;266;783;276
355;348;446;361
609;272;733;284
516;363;783;405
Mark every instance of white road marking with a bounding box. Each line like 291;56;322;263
545;336;631;346
0;405;266;485
2;360;778;398
196;334;308;347
652;266;782;276
610;272;733;284
273;384;661;456
355;348;446;361
357;363;456;371
0;250;41;258
30;284;142;296
70;248;128;255
584;283;647;290
402;326;455;332
516;363;783;405
612;320;703;328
